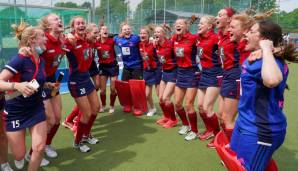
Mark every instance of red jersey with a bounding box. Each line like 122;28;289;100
139;41;158;70
96;38;116;64
218;30;239;70
42;32;65;77
238;39;250;65
196;30;220;68
155;39;176;71
65;37;94;75
172;32;197;68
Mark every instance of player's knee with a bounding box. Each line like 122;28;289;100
32;142;45;155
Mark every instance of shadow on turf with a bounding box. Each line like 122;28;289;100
274;145;298;170
42;108;158;171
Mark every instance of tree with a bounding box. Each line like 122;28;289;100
81;2;92;9
54;2;79;8
250;0;276;12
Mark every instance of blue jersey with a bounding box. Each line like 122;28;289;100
114;34;142;69
4;54;46;109
237;57;288;141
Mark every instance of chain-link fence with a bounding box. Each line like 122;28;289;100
0;2;90;69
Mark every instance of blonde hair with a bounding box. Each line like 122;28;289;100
201;16;216;29
232;13;255;30
86;23;97;33
38;13;58;31
70;16;85;29
11;20;36;47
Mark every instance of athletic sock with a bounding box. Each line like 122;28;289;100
176;108;189;126
188;112;198;133
66;105;79;122
100;93;106;107
110;92;117;107
224;128;234;142
75;121;87;144
210;113;220;135
46;124;60;145
166;103;176;121
159;102;170;119
84;114;97;136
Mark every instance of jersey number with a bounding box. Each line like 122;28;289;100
11;120;20;128
80;88;86;95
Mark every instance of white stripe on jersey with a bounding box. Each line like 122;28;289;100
5;65;18;74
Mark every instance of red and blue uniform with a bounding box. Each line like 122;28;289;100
0;92;4;111
196;30;222;88
172;32;198;88
155;39;177;83
41;32;65;99
231;57;288;171
3;54;46;132
139;41;161;85
218;31;241;99
96;38;119;77
87;42;100;77
65;37;95;98
238;39;250;65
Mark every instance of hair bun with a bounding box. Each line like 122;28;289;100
11;20;28;40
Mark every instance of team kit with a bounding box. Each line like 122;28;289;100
0;6;297;171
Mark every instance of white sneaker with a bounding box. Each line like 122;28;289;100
146;108;157;116
108;107;115;114
99;108;104;113
178;125;190;135
184;131;198;141
45;145;58;158
73;142;91;153
14;159;24;169
25;152;50;167
1;162;14;171
82;134;100;145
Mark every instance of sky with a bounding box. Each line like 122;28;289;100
2;0;297;12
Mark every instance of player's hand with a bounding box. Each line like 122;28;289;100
259;39;274;52
67;33;76;46
248;49;262;63
118;33;124;38
18;47;32;56
15;82;36;97
45;82;60;90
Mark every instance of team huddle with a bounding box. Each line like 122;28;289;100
0;6;297;171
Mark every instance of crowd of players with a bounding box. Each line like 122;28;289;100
0;6;297;171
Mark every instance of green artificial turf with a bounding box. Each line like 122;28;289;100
10;64;298;171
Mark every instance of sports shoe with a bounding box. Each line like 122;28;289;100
45;145;58;158
61;119;73;129
25;152;50;167
1;162;14;171
14;159;24;169
146;108;156;116
99;107;105;113
198;130;214;141
123;106;131;113
178;125;190;135
163;119;178;128
82;134;100;145
73;142;91;153
156;117;169;125
207;139;216;149
185;131;198;141
108;107;115;114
